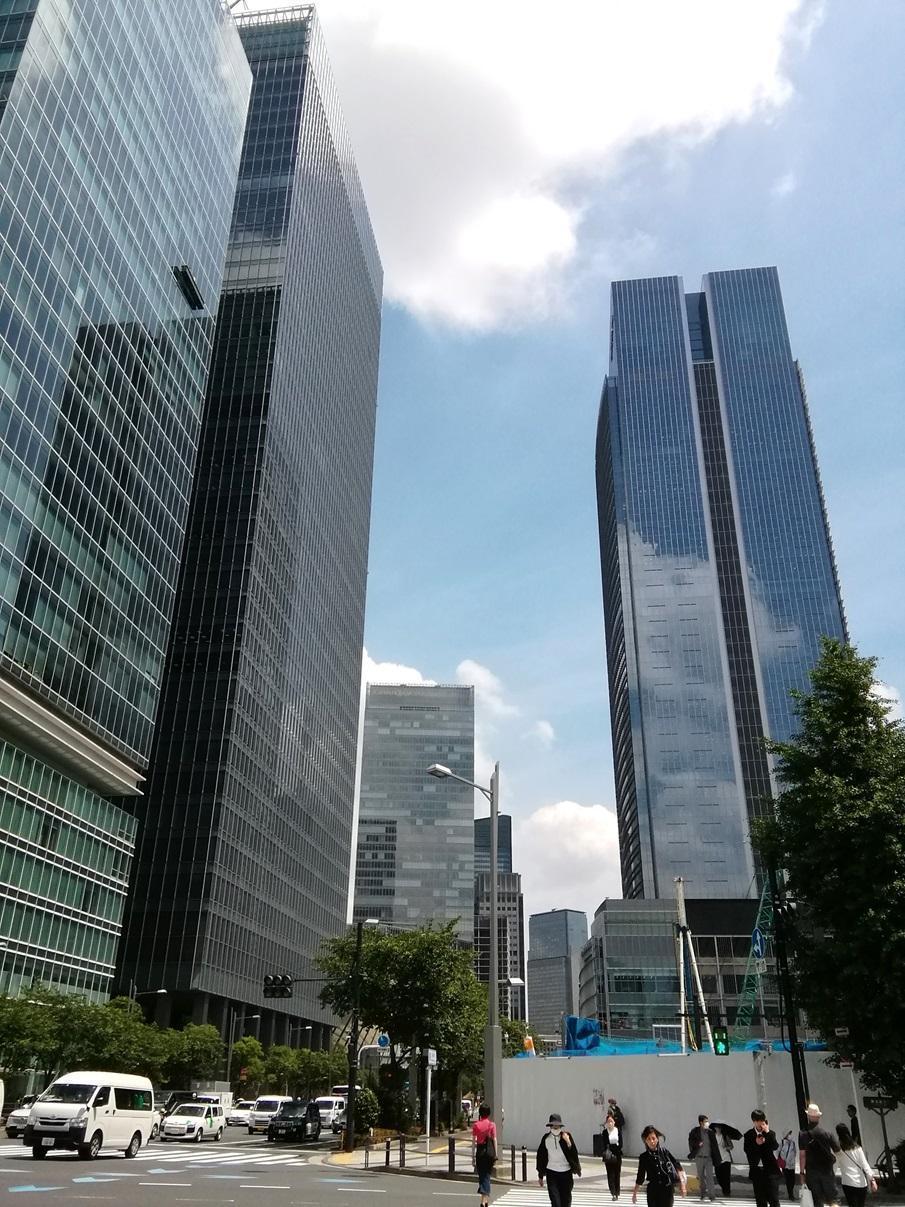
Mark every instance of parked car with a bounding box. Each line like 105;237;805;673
5;1096;36;1140
266;1100;321;1143
159;1102;224;1143
226;1100;255;1127
331;1106;346;1136
247;1095;293;1135
23;1072;155;1160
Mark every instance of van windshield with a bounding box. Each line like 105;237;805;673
255;1100;280;1112
39;1083;95;1104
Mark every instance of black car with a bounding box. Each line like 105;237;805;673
266;1100;321;1143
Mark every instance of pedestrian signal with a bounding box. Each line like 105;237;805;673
713;1026;730;1056
263;973;293;998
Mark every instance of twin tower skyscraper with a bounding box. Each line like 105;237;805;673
0;3;379;1046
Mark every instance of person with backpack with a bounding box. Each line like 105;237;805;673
472;1102;497;1207
537;1112;582;1207
798;1103;840;1207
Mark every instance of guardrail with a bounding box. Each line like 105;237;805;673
363;1136;531;1181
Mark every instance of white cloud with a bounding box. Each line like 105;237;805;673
770;170;798;198
456;658;518;719
526;719;556;748
362;649;436;686
271;0;821;329
514;800;622;924
872;680;903;722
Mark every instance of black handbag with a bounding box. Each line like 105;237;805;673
593;1133;606;1158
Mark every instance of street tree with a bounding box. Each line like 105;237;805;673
753;637;905;1102
164;1023;223;1085
230;1036;265;1095
264;1044;297;1094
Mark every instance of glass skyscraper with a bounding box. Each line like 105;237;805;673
354;683;475;941
0;0;250;999
526;908;588;1037
117;8;382;1047
474;814;512;874
596;267;846;901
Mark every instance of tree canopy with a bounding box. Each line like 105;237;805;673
753;638;905;1101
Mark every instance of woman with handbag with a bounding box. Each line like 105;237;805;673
779;1130;798;1200
633;1125;687;1207
601;1110;624;1200
834;1124;877;1207
472;1102;497;1207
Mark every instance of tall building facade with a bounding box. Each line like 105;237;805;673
354;683;474;941
526;908;587;1037
474;814;512;874
596;268;846;900
117;8;382;1046
0;0;250;999
474;870;525;1020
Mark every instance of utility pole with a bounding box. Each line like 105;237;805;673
769;867;809;1127
344;919;366;1153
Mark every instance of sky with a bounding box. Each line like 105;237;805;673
248;0;905;927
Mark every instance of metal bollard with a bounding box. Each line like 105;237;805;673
385;1139;391;1168
399;1134;406;1169
521;1146;528;1182
448;1135;455;1175
364;1147;370;1171
510;1144;516;1180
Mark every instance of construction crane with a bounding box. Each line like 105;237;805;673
731;882;774;1045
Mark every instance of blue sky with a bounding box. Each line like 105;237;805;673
262;0;905;922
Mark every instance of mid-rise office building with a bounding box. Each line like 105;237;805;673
596;267;846;900
0;0;250;999
354;683;475;941
117;7;382;1046
578;897;780;1040
526;908;587;1037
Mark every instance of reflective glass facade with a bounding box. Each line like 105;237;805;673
474;814;512;873
117;8;382;1047
354;684;475;941
526;908;587;1036
0;0;250;996
596;268;846;900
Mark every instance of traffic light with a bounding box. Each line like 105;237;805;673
263;973;293;998
713;1026;730;1056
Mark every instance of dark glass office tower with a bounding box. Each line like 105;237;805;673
596;268;846;901
0;0;250;999
474;814;512;874
117;8;382;1046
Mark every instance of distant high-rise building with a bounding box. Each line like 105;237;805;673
474;815;512;873
354;683;474;941
117;8;381;1046
474;871;525;1020
0;0;249;999
527;908;587;1037
596;268;846;900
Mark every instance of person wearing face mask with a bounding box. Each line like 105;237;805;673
633;1125;687;1207
744;1110;781;1207
537;1113;582;1207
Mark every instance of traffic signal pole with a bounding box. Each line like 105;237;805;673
344;920;365;1153
768;866;809;1128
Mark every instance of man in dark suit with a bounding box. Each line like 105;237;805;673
744;1110;781;1207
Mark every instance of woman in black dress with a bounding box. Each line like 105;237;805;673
632;1125;687;1207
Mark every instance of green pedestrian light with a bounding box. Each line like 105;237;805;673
713;1026;730;1056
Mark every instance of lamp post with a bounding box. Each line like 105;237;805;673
427;760;503;1145
226;1009;260;1087
128;985;167;1012
344;917;379;1153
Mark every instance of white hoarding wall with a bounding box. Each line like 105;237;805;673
502;1052;905;1162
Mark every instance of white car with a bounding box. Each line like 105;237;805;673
226;1100;255;1127
160;1102;224;1143
247;1095;293;1134
5;1098;36;1139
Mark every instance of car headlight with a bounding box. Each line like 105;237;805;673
71;1108;89;1126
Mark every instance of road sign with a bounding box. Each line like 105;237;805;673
835;1027;850;1038
377;1032;390;1048
751;926;766;960
863;1096;896;1112
755;958;767;975
426;1047;437;1068
839;1061;854;1069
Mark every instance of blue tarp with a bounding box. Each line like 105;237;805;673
515;1037;828;1058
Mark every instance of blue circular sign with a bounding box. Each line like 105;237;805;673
377;1033;390;1048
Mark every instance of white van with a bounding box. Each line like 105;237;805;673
248;1095;293;1134
160;1101;224;1142
314;1096;346;1131
24;1071;155;1160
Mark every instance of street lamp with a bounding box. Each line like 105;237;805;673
344;917;380;1153
427;760;503;1144
290;1024;313;1047
226;1010;260;1085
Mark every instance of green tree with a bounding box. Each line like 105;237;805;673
500;1017;542;1058
164;1023;223;1086
317;923;485;1128
354;1086;379;1134
294;1048;334;1099
753;637;905;1102
230;1036;265;1095
263;1044;297;1094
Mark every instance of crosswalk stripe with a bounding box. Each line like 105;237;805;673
492;1194;763;1207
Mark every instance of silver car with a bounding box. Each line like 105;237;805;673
4;1097;36;1140
226;1100;255;1127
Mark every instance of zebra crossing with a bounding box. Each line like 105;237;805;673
492;1192;763;1207
130;1144;316;1167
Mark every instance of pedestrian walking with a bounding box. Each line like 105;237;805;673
601;1110;624;1200
834;1124;876;1207
779;1130;798;1200
744;1110;782;1207
712;1125;736;1197
689;1114;720;1201
537;1113;582;1207
472;1102;497;1207
845;1108;861;1149
633;1124;687;1207
798;1103;840;1207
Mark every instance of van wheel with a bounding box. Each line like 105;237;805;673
150;1122;159;1140
215;1128;223;1142
31;1147;47;1160
79;1132;103;1160
125;1133;142;1159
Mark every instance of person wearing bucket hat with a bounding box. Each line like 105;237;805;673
537;1113;582;1207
